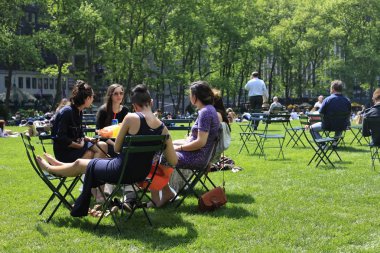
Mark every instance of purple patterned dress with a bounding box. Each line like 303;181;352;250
176;104;220;168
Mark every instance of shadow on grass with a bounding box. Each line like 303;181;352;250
338;146;369;153
226;192;255;204
49;211;197;250
307;160;352;170
174;205;256;219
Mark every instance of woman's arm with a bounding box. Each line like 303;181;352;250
162;127;178;166
114;114;132;153
174;130;208;151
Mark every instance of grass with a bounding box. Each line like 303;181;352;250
1;122;380;252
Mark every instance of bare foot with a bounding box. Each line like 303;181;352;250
36;156;51;173
44;153;63;166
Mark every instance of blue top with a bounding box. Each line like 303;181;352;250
319;93;351;131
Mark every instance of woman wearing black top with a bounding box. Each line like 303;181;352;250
96;83;129;157
51;80;108;163
96;84;128;130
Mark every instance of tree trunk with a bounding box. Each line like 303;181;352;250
5;68;13;109
54;61;64;109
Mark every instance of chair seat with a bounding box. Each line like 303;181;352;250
258;134;284;138
315;137;335;144
287;126;303;131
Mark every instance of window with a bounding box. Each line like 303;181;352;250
32;78;37;89
44;78;48;89
49;78;54;89
18;77;24;88
38;78;42;89
26;77;31;89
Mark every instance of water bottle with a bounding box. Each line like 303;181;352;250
112;119;118;125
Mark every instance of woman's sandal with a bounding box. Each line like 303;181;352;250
90;205;119;218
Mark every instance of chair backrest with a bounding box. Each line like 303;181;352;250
118;135;167;185
308;114;322;125
270;107;285;114
39;134;53;153
365;117;380;145
299;114;310;126
321;111;351;132
20;133;57;184
201;126;222;169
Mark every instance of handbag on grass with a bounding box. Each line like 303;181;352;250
198;186;227;212
198;152;227;212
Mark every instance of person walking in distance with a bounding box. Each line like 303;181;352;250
244;71;269;129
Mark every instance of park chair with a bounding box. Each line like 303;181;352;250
20;133;81;222
303;113;345;168
363;117;380;169
320;111;351;148
39;134;53;153
82;113;97;136
162;118;193;135
349;124;369;145
172;128;220;208
254;113;290;159
94;135;167;232
238;113;265;154
303;126;337;168
285;115;307;148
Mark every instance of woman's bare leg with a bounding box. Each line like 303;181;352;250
90;141;108;158
150;184;175;208
159;184;175;207
36;156;90;177
150;190;160;207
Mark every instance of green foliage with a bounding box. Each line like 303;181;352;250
2;0;380;108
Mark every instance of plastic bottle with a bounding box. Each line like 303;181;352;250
112;124;121;138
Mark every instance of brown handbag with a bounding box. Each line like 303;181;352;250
198;186;227;212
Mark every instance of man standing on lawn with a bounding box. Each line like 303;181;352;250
245;71;268;130
245;71;268;112
310;80;351;141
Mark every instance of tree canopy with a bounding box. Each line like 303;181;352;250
1;0;379;110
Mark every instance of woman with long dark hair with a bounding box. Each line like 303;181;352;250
96;84;128;130
51;80;108;163
151;80;220;207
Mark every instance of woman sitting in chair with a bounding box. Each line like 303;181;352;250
36;84;178;217
151;80;220;207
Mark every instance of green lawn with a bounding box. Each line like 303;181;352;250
1;122;380;252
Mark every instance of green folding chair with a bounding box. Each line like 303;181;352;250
94;135;168;232
20;133;81;222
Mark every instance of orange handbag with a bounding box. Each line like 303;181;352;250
198;186;227;212
139;164;174;191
